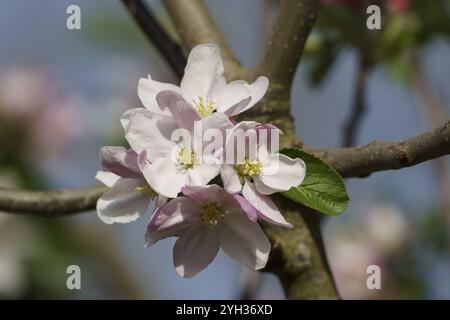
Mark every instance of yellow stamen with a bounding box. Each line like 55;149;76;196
199;202;225;228
177;147;197;169
134;184;157;199
235;158;263;177
193;96;214;118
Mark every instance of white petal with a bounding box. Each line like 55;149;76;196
208;75;227;102
181;44;224;104
220;165;242;193
187;163;220;187
146;197;199;246
238;76;269;114
242;182;292;228
124;109;177;159
219;211;270;270
156;90;200;130
95;171;120;187
259;154;306;192
120;108;142;130
138;75;180;116
99;146;141;179
140;157;188;198
96;178;151;224
215;80;251;115
173;224;220;278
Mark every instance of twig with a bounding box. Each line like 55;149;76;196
121;0;186;79
341;57;371;147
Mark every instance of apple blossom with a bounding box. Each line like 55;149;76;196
138;43;269;119
96;146;166;224
221;122;306;227
145;184;270;278
123;108;232;198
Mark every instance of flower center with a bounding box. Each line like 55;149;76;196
193;96;214;118
134;184;157;199
199;202;225;228
177;147;197;169
235;158;263;177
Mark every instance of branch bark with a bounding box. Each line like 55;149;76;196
312;120;450;178
0;185;107;216
341;56;371;147
121;0;186;79
256;0;319;87
161;0;243;80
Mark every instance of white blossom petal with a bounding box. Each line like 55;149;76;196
242;182;292;228
124;109;177;159
219;211;270;270
259;154;306;192
140;157;188;198
138;75;181;116
96;178;151;224
146;197;199;246
220;165;242;194
173;224;220;278
180;44;224;104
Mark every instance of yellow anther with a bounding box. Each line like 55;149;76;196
199;202;225;228
177;147;197;169
235;158;263;177
134;184;157;199
193;96;215;118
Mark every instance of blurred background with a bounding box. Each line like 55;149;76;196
0;0;449;299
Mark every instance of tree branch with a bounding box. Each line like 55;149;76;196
0;185;107;216
341;56;371;147
161;0;243;79
256;0;319;86
121;0;186;79
1;121;449;214
312;120;450;178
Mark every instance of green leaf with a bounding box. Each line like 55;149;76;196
279;148;349;215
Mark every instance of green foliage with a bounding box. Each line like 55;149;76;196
279;148;349;215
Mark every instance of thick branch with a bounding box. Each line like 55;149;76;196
256;0;319;86
161;0;243;79
0;185;107;216
312;120;450;178
121;0;186;78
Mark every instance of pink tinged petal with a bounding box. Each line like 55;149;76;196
220;164;242;194
100;146;141;179
173;224;220;278
120;108;142;130
215;80;252;115
259;154;306;192
138;75;181;116
207;75;227;102
187;163;220;187
242;182;293;228
180;44;224;104
139;157;188;198
219;211;271;270
96;178;151;224
95;170;120;188
239;76;270;114
124;109;177;158
232;194;258;221
156;90;200;130
146;196;199;246
181;184;226;203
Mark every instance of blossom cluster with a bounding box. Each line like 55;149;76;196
96;44;306;277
